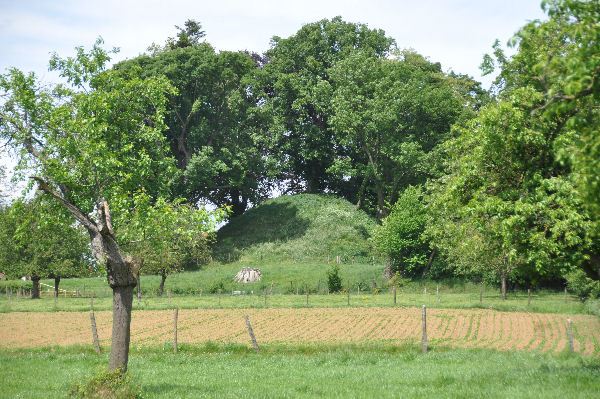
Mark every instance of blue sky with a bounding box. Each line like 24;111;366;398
0;0;547;191
1;0;546;83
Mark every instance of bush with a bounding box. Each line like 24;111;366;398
566;269;600;300
208;280;226;294
69;369;142;399
372;187;429;277
327;265;343;293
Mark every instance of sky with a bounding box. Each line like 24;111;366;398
0;0;547;193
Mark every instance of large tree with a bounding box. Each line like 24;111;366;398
0;40;176;371
329;50;466;217
258;16;395;195
427;0;599;294
115;28;272;216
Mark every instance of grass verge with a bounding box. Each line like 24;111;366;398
0;343;598;398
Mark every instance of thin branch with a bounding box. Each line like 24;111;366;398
30;176;98;233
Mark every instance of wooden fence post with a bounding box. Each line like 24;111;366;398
173;308;179;353
393;286;397;305
527;289;531;306
421;305;428;353
89;311;101;354
567;319;574;353
245;315;259;352
436;284;440;303
564;287;568;303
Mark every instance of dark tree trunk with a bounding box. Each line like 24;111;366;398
355;169;371;211
306;176;319;194
158;272;167;297
31;276;40;299
421;250;436;278
54;275;61;297
229;190;248;217
109;285;134;371
375;179;387;219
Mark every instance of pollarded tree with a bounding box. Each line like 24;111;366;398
0;40;177;371
0;196;90;298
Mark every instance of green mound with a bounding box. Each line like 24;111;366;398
214;194;377;262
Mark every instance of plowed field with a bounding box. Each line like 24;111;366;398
1;307;598;355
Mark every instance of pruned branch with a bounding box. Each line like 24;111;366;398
98;200;115;236
30;176;98;233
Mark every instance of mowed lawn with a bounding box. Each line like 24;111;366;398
0;344;598;398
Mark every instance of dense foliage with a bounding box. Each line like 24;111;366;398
0;196;91;296
426;0;599;296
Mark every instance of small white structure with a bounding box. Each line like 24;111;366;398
234;268;262;283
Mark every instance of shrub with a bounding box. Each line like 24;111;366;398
69;369;142;399
327;265;343;293
372;187;429;277
566;269;600;300
209;280;226;294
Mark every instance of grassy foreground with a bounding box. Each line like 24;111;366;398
0;344;598;398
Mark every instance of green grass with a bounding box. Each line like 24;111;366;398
0;260;587;314
0;343;598;398
0;290;587;315
214;194;378;262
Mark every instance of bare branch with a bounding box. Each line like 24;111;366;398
30;176;98;233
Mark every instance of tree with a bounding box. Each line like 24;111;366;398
118;191;225;297
259;17;395;195
373;186;429;277
427;89;594;296
115;40;273;216
0;39;176;371
329;50;465;217
0;196;90;298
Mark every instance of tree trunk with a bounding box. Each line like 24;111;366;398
229;190;248;217
109;285;134;372
383;258;394;279
355;169;371;211
375;179;387;219
158;272;167;297
31;276;40;299
501;272;507;300
54;275;61;297
31;185;136;373
136;272;142;302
